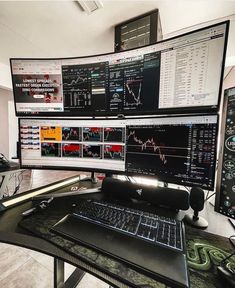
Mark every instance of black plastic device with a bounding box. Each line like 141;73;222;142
184;187;208;228
52;203;190;288
73;198;183;251
217;260;235;288
102;177;189;210
215;87;235;218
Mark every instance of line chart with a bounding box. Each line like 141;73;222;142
127;130;167;164
63;74;88;87
62;143;81;157
82;145;101;158
104;145;124;160
125;79;142;106
104;127;124;142
83;127;102;142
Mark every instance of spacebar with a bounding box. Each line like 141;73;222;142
51;214;189;288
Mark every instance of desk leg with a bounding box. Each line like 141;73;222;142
54;258;64;288
54;258;85;288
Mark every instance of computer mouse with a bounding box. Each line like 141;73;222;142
217;264;235;288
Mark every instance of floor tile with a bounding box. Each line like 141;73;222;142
77;273;109;288
64;263;109;287
65;262;76;280
0;258;53;288
23;249;54;272
0;243;31;281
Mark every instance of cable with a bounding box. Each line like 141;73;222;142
3;170;26;197
13;170;25;196
205;192;215;202
219;235;235;266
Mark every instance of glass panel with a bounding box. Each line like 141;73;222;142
120;15;151;50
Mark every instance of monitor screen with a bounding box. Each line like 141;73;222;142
19;115;218;189
19;118;126;173
12;21;228;117
125;115;218;190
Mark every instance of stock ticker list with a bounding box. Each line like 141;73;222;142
189;123;217;186
159;41;210;109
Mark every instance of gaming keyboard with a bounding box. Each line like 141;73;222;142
73;199;183;251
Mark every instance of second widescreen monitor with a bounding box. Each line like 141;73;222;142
19;115;218;190
11;21;228;117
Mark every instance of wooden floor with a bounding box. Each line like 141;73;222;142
0;169;109;288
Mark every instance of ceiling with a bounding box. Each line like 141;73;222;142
0;0;235;67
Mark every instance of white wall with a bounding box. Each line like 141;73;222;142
223;66;235;90
0;88;14;158
0;62;12;90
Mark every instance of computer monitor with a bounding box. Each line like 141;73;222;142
12;21;229;117
19;114;218;190
125;115;218;190
215;87;235;218
19;118;126;173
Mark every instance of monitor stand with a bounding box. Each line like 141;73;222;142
80;172;98;184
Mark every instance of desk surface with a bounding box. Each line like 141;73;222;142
0;179;131;288
0;179;234;288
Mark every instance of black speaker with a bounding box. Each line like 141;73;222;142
184;187;208;228
101;177;189;210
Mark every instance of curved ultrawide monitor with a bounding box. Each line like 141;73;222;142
19;115;218;190
11;21;229;117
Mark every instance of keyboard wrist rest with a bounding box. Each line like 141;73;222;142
51;214;189;288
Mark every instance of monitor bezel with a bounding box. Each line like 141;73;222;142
18;114;219;190
11;20;229;117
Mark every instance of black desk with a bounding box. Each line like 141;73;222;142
0;179;133;288
0;179;234;288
